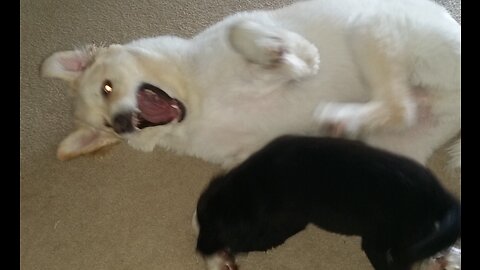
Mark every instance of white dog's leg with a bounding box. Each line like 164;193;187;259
314;19;417;138
314;97;416;139
125;125;171;152
228;20;320;81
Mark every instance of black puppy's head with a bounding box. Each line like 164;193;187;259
195;163;309;257
195;174;233;256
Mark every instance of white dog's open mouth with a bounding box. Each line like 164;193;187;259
135;83;186;129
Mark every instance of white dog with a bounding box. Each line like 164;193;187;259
41;0;460;171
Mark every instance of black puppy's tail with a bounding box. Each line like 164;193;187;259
390;204;461;268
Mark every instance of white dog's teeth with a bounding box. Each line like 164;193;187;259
132;113;139;126
145;90;156;96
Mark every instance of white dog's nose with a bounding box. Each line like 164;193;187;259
112;112;134;134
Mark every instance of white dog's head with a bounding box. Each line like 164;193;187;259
41;42;190;160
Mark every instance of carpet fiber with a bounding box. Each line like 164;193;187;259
20;0;460;269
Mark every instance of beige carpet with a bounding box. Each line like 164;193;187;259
20;0;460;269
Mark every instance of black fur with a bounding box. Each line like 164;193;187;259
195;135;460;270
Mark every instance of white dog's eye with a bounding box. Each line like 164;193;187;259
102;80;113;97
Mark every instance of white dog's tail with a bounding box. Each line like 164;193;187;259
447;137;461;172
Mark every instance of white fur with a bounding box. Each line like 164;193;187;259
447;138;461;171
413;244;461;270
42;0;460;170
192;210;199;235
204;254;231;270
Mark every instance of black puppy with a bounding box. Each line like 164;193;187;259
195;135;460;270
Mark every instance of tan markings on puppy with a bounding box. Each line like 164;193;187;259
204;251;238;270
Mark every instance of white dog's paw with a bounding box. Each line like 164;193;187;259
313;102;366;138
248;35;286;67
126;136;156;152
279;40;320;80
229;20;319;79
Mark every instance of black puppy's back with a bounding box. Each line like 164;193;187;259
196;135;460;269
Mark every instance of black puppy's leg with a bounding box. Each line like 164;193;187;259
361;238;390;270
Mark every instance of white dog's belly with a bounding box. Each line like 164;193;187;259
173;0;460;168
189;84;457;169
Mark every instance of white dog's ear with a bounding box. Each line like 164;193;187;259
57;127;120;161
41;49;93;82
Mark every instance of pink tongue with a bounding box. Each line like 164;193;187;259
137;90;177;123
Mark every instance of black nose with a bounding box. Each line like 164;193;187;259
112;112;134;134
